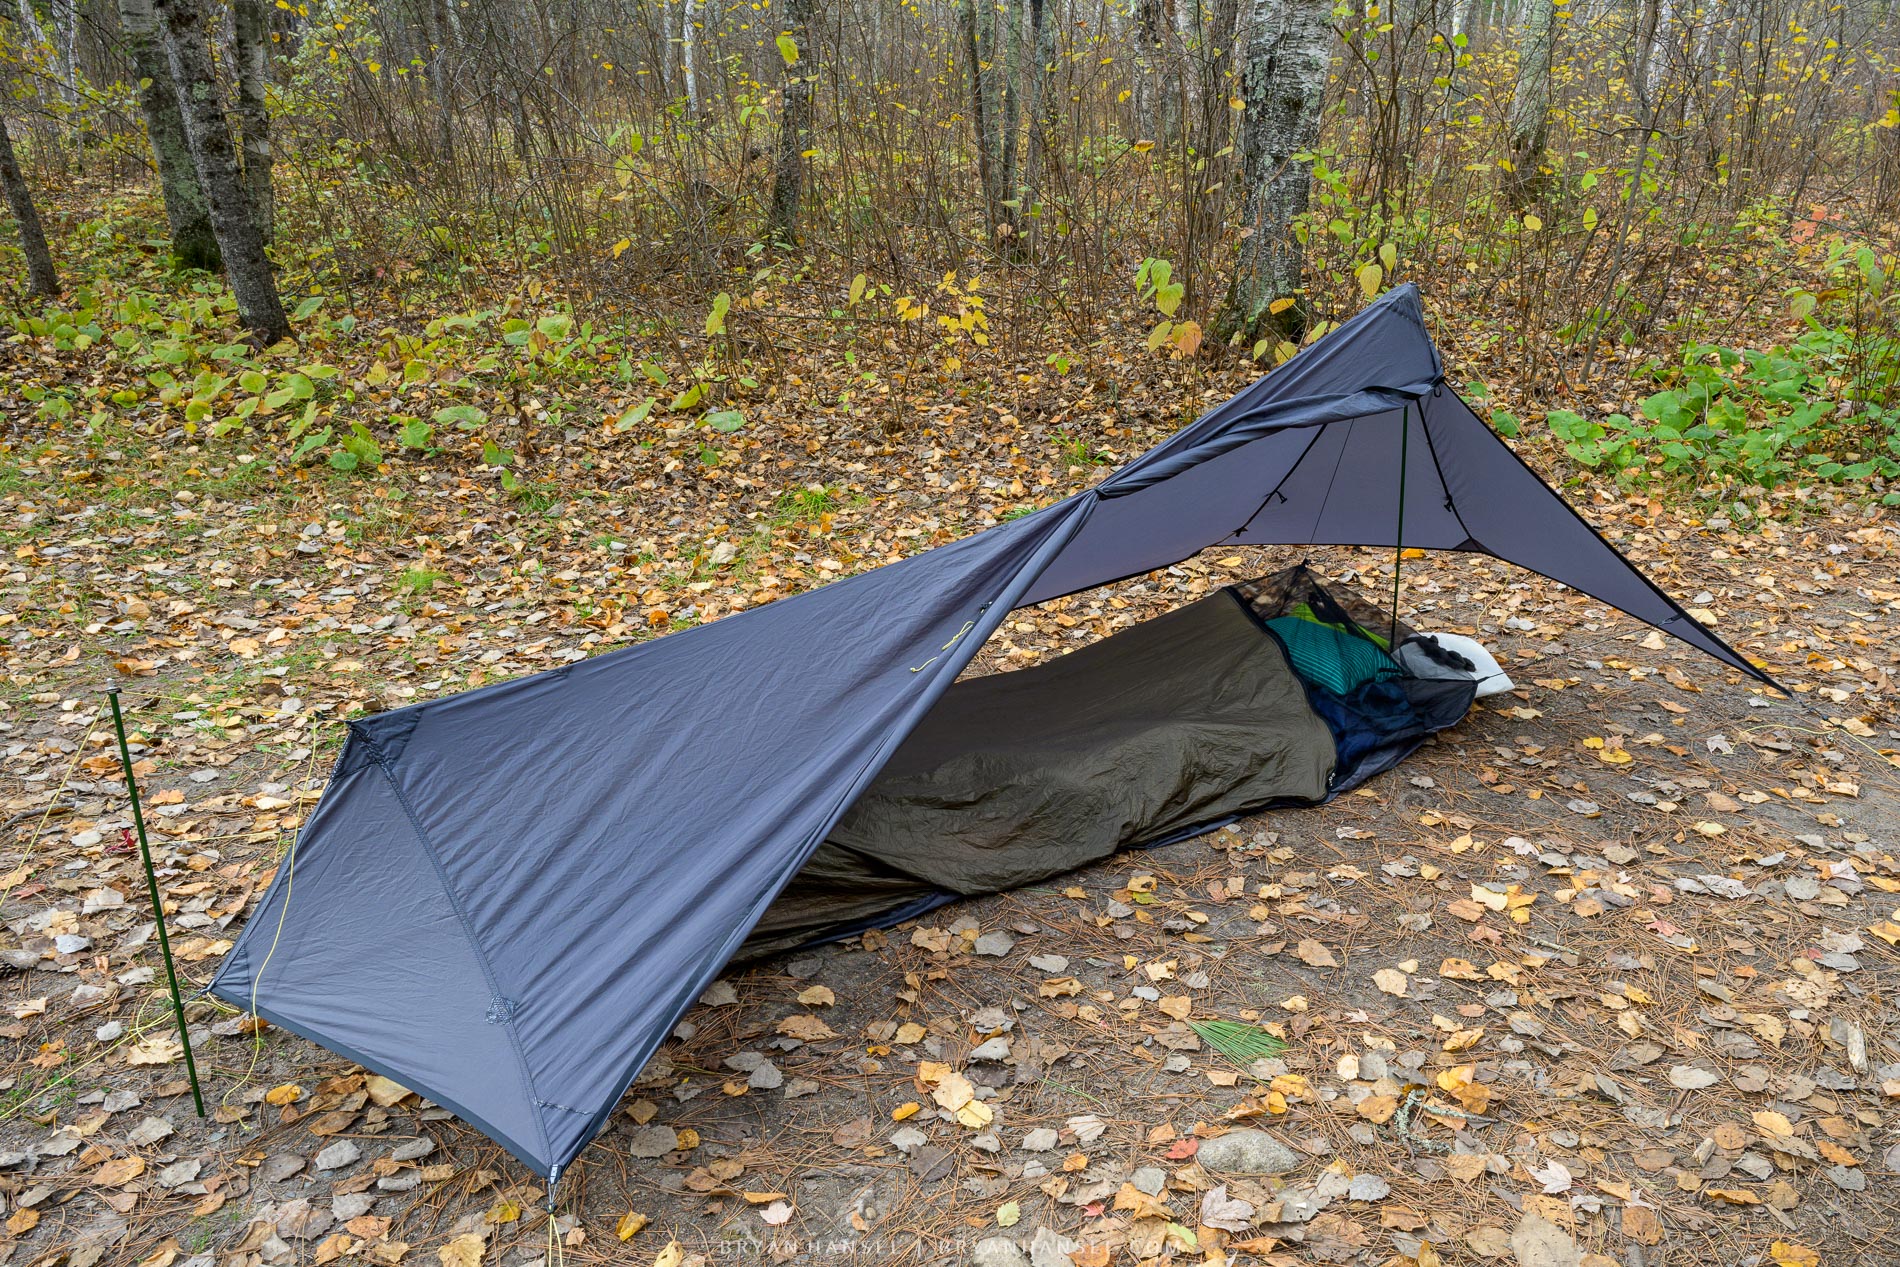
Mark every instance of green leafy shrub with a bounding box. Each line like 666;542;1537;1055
1534;336;1899;504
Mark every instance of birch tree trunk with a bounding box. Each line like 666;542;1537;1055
233;0;274;243
1504;0;1555;206
13;0;47;54
1214;0;1330;344
682;0;701;117
119;0;220;270
0;116;59;296
154;0;290;344
765;0;814;242
1132;0;1162;139
49;0;80;108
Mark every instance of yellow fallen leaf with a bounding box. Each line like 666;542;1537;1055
1770;1241;1820;1267
654;1243;684;1267
265;1083;302;1106
796;985;835;1007
1295;939;1338;968
126;1038;182;1065
1358;1095;1399;1123
616;1212;649;1241
956;1099;994;1128
1373;968;1409;997
777;1014;836;1040
1753;1110;1796;1138
438;1233;484;1267
96;1157;146;1187
1444;1027;1484;1052
892;1102;921;1121
894;1022;927;1044
996;1200;1021;1227
931;1069;974;1110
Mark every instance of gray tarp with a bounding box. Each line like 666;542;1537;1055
210;284;1773;1182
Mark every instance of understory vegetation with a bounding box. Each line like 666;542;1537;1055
1;0;1898;518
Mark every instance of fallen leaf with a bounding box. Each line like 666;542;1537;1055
1295;939;1338;967
1509;1212;1581;1267
96;1156;146;1187
438;1233;484;1267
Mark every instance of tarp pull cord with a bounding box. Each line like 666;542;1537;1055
909;604;989;673
544;1166;566;1267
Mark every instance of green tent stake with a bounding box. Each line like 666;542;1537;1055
106;687;206;1117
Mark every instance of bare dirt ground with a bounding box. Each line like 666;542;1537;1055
2;414;1898;1267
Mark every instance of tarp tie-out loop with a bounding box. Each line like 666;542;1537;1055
910;606;987;673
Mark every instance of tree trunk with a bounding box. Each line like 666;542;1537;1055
0;117;59;296
765;0;814;242
1020;0;1058;253
999;0;1022;205
1132;0;1163;140
1504;0;1555;207
429;0;457;164
1214;0;1330;345
682;0;701;117
14;0;47;53
1443;0;1479;120
960;0;999;228
1184;0;1240;309
154;0;290;344
49;0;80;108
118;0;220;270
232;0;274;243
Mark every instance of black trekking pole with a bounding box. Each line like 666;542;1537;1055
1390;404;1411;651
106;687;206;1117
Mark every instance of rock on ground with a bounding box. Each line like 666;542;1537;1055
1194;1128;1299;1176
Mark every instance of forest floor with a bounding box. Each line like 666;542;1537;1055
3;222;1900;1267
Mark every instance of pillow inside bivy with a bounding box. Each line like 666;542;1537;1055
1397;632;1516;699
1265;615;1404;696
